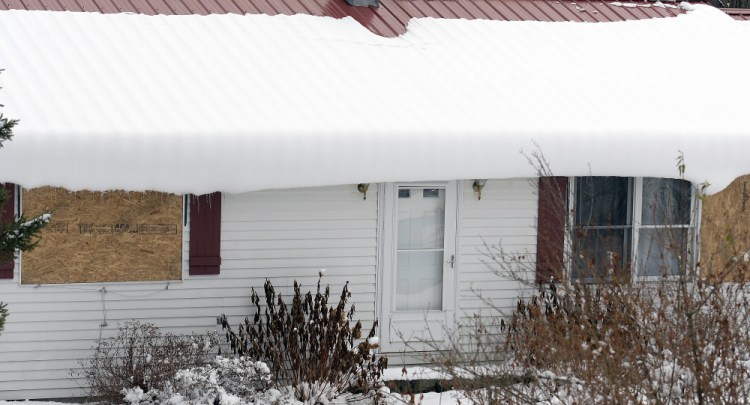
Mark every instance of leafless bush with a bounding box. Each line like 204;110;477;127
75;320;218;404
428;152;750;404
218;277;388;404
492;280;750;404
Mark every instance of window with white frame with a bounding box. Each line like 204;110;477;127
571;177;694;280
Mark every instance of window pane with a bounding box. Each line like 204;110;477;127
572;228;630;280
575;177;631;226
397;188;445;250
637;228;688;277
396;186;445;311
641;178;691;225
396;251;443;310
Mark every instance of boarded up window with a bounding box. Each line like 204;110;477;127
21;187;183;284
700;175;750;281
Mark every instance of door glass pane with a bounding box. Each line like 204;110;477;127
397;188;445;250
641;178;691;226
396;251;443;310
396;187;445;310
637;228;687;276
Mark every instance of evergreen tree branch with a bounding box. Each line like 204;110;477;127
0;113;18;148
0;213;51;263
0;302;7;335
1;67;38;335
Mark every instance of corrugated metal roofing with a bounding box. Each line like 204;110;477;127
724;7;750;19
0;0;697;37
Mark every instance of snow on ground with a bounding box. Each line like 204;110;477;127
0;391;468;405
392;390;468;405
0;368;461;404
0;5;748;194
0;402;78;405
382;366;451;381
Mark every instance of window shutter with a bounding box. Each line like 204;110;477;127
1;183;16;279
536;177;568;284
189;192;222;275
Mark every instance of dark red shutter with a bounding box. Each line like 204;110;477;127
536;177;568;284
1;183;16;279
189;192;222;275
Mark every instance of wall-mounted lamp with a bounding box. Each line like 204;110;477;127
357;183;369;200
472;179;487;200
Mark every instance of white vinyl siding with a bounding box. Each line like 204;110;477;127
458;179;537;322
0;180;539;400
219;187;378;326
0;185;378;400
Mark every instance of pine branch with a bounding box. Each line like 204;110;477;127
0;188;7;214
0;301;7;335
0;213;51;263
0;68;17;336
0;68;19;149
0;114;17;148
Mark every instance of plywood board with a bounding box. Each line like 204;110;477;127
700;175;750;281
21;188;182;284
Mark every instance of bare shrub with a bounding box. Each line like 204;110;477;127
427;152;750;404
434;265;750;403
492;280;750;404
219;277;388;404
75;320;218;403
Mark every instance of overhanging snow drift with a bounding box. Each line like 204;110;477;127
0;6;748;194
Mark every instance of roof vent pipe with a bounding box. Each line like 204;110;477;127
345;0;379;7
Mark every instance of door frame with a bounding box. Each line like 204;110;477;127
377;181;461;353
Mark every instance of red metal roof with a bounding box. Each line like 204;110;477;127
724;7;750;19
0;0;740;36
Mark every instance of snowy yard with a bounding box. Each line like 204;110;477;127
0;366;467;404
0;390;467;405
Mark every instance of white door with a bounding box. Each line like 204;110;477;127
380;181;458;352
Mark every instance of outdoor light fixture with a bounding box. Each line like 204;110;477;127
357;183;369;200
472;179;487;200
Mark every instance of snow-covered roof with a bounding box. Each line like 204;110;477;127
0;5;748;194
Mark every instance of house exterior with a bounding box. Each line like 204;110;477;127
0;0;749;400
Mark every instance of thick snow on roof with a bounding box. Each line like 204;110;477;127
0;5;748;194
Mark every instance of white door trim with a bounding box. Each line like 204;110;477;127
378;181;459;352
